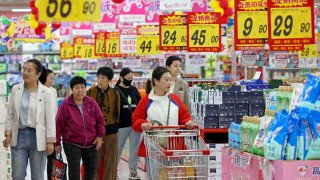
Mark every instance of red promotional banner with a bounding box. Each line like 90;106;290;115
186;12;222;52
234;0;268;50
159;15;187;51
268;0;315;51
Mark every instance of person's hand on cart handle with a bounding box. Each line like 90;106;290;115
141;122;152;131
185;120;197;129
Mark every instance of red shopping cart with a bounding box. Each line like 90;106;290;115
143;126;210;180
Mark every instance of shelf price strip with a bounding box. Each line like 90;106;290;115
105;31;122;57
187;12;222;52
159;15;187;51
234;0;268;50
39;0;100;22
60;42;74;59
136;25;162;55
268;0;315;51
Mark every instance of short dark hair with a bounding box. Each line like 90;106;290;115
166;56;182;67
97;66;114;80
46;68;54;75
70;76;86;89
145;66;170;94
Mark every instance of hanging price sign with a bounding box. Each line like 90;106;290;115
73;37;96;58
39;0;100;22
234;0;268;50
159;15;187;51
60;42;74;59
187;12;222;52
268;0;315;50
136;25;162;55
95;32;105;56
105;32;122;57
299;44;318;58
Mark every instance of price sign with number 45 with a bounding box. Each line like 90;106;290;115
39;0;100;22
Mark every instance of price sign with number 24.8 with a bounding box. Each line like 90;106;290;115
39;0;100;22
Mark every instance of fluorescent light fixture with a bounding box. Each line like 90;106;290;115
11;8;31;12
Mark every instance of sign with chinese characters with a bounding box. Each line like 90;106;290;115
268;0;315;51
136;25;162;55
234;0;268;50
160;0;192;11
270;52;299;68
120;28;137;54
160;15;187;51
105;31;121;57
73;37;96;59
187;12;222;52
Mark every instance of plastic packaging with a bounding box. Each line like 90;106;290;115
249;117;260;153
305;110;320;160
301;74;320;104
240;117;249;151
297;107;311;160
285;107;300;160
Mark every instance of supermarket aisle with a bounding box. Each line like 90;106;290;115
24;156;147;180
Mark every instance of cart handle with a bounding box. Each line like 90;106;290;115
150;125;199;129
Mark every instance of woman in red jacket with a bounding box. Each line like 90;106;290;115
132;66;196;179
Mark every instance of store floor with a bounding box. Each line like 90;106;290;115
25;156;147;180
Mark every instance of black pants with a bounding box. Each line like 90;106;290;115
63;143;97;180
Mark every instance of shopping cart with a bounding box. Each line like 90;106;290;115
143;125;210;180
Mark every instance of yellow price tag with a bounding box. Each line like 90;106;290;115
136;36;161;55
299;44;318;58
95;39;105;55
60;43;73;59
74;44;95;58
39;0;100;22
237;11;268;39
105;39;120;55
270;7;312;39
188;24;220;48
74;43;83;57
161;26;187;47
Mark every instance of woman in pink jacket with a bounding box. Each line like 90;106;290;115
55;76;105;180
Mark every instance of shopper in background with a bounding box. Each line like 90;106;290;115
43;68;61;180
166;56;190;111
2;59;56;180
132;66;196;178
86;67;120;180
55;76;105;180
115;68;141;179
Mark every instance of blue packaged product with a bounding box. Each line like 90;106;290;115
301;74;320;104
285;107;300;160
305;110;320;160
264;110;289;160
297;108;311;160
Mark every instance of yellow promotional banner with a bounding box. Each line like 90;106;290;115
299;44;318;58
105;32;121;57
237;11;268;40
39;0;100;22
136;36;161;55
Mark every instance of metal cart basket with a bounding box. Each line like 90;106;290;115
143;126;210;180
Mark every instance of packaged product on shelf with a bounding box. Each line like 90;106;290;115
252;110;275;156
289;83;304;111
298;107;311;160
240;116;249;151
248;117;260;153
305;110;320;160
285;108;300;160
264;110;289;160
184;158;196;179
301;74;320;104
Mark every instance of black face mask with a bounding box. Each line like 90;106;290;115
123;78;132;86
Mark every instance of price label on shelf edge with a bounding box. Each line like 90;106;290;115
39;0;100;22
136;36;161;55
60;42;74;59
268;0;315;47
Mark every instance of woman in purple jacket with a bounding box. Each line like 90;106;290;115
55;76;105;180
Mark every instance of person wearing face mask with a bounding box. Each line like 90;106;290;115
166;56;190;112
114;68;141;179
132;66;196;179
